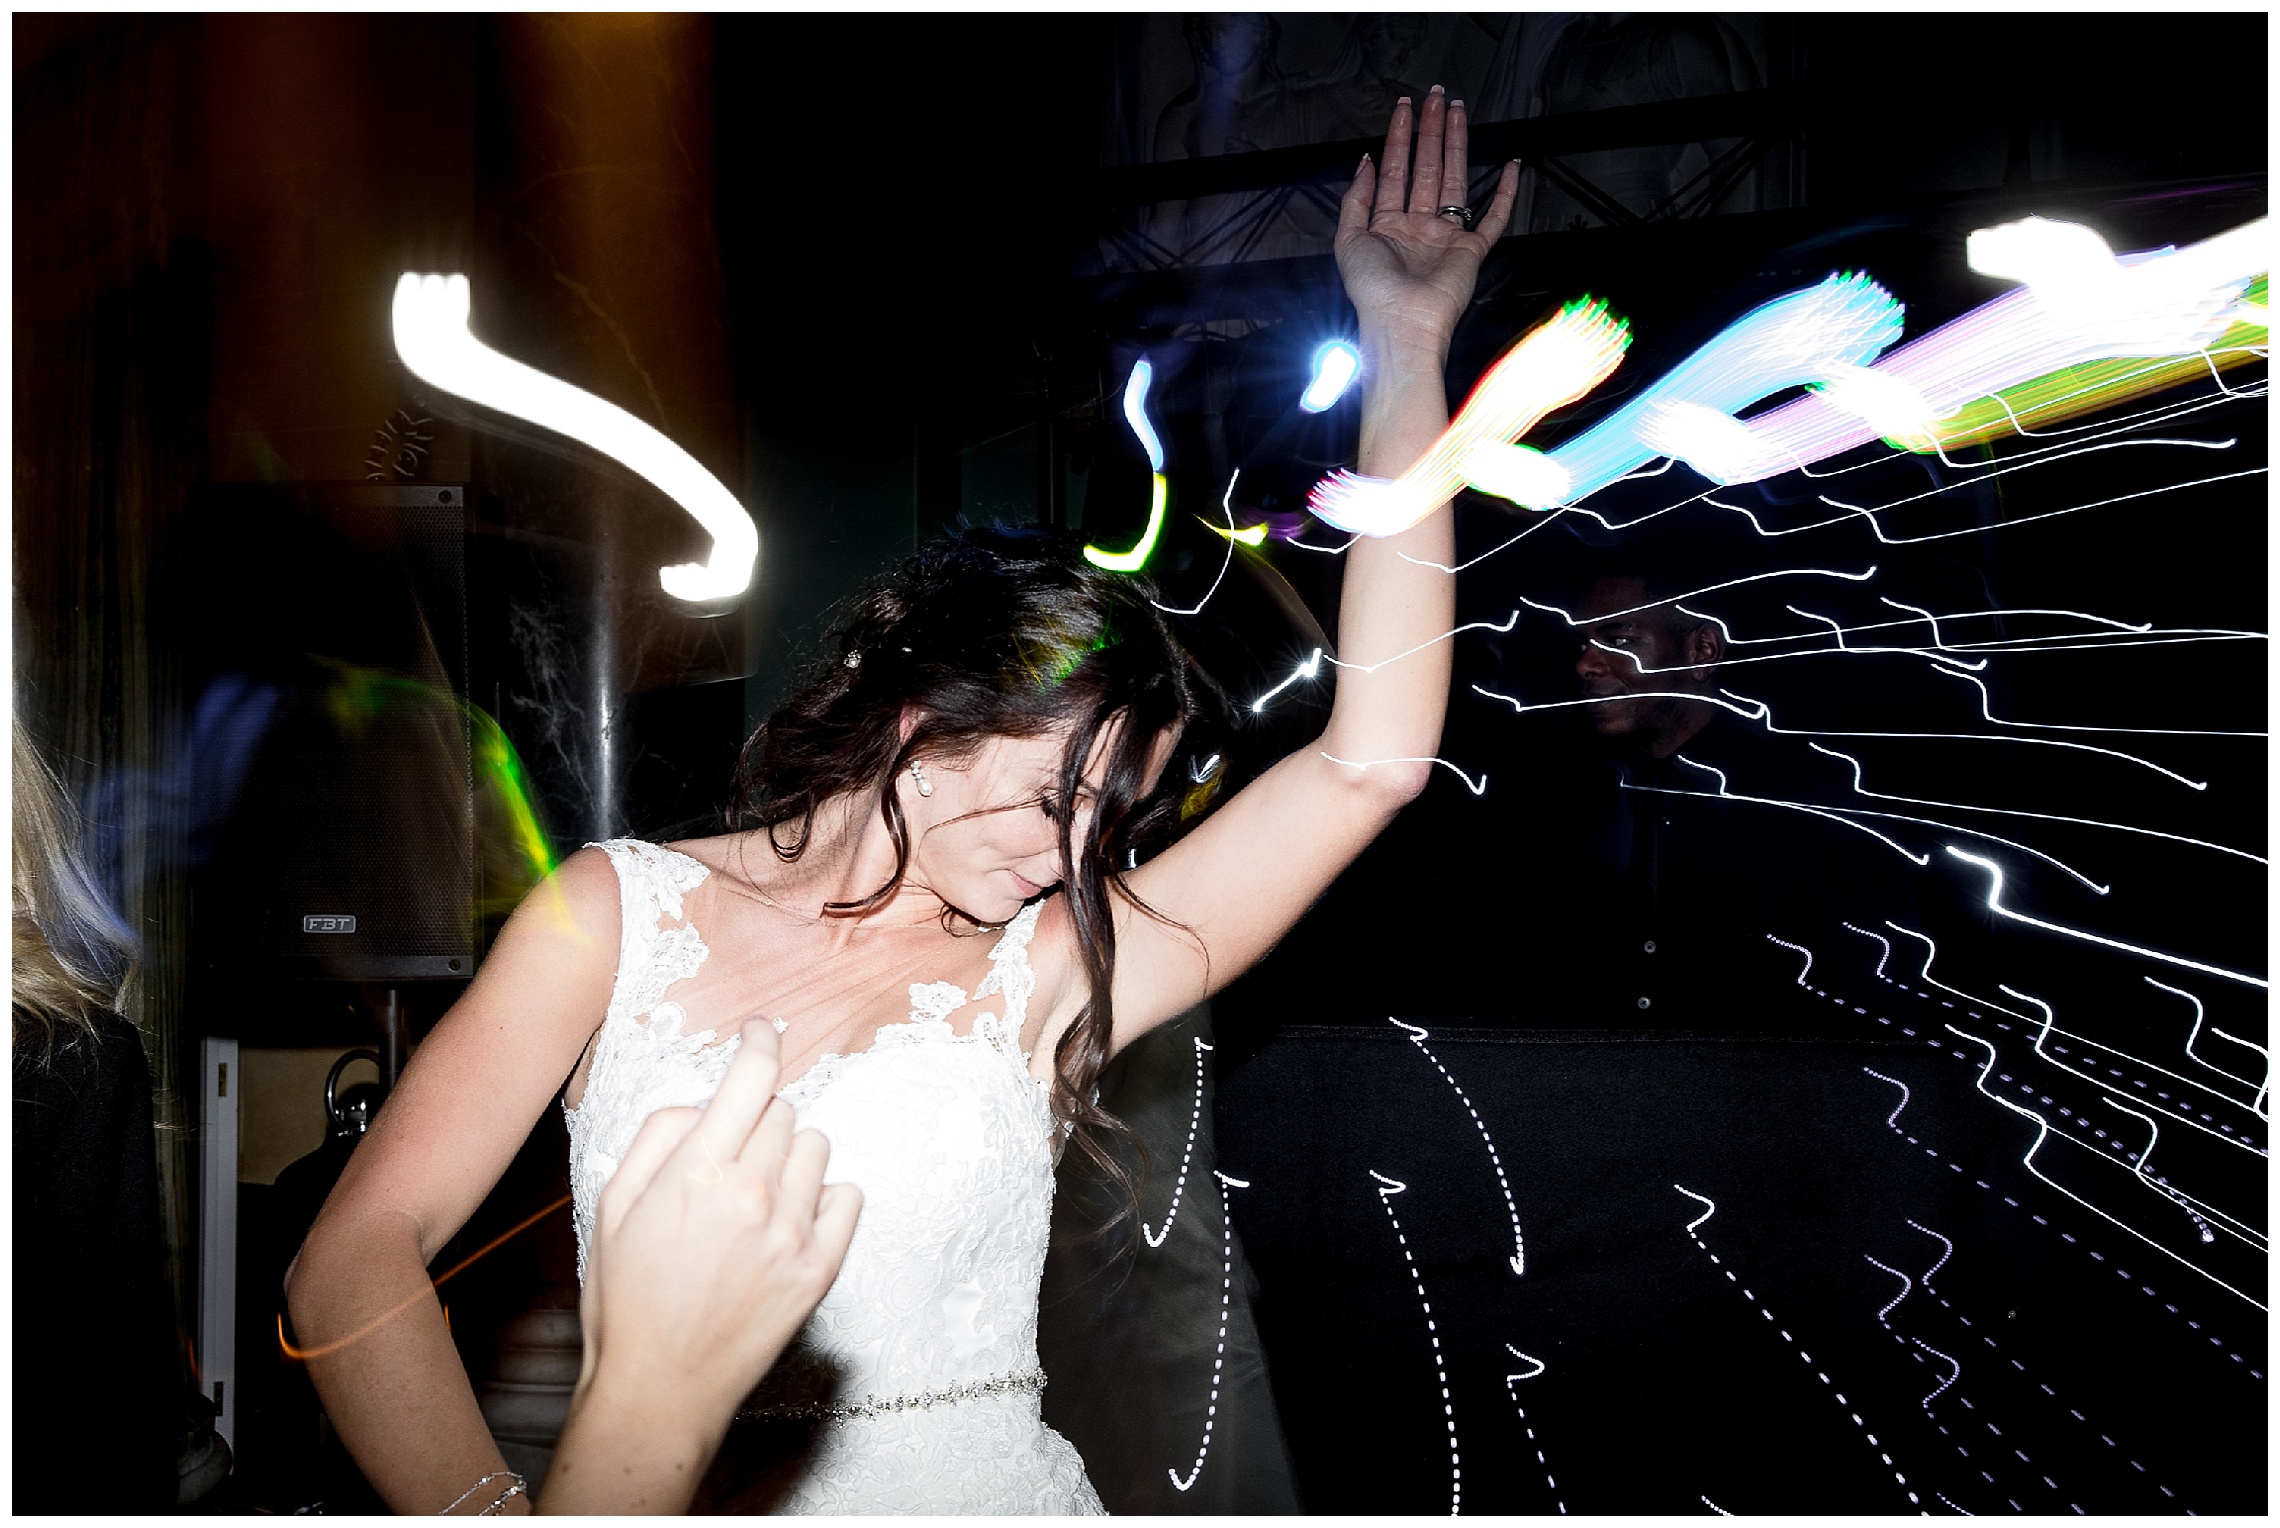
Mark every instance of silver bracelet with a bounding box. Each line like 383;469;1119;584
479;1478;530;1515
438;1470;525;1515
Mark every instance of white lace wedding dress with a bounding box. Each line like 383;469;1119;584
563;839;1104;1514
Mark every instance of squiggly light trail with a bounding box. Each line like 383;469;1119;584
1390;1019;1525;1275
1142;1036;1216;1250
1945;848;2268;990
1672;1183;1924;1507
1168;1171;1250;1493
1947;1024;2267;1310
1308;297;1631;535
1369;1170;1464;1515
1502;1345;1565;1513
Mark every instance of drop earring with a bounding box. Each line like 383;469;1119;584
909;760;933;798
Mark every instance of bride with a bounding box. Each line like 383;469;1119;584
290;90;1514;1514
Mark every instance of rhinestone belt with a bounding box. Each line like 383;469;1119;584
737;1367;1046;1424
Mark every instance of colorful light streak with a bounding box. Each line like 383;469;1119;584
1710;217;2265;482
1542;272;1905;496
1943;848;2267;990
1308;297;1631;535
391;274;757;603
279;1192;573;1362
1085;358;1170;573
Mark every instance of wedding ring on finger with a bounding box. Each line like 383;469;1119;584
1437;204;1475;228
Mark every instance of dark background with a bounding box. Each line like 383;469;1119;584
15;11;2265;1513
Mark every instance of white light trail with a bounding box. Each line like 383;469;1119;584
1818;466;2268;545
1842;922;1893;979
1924;665;2261;743
1322;752;1489;797
1168;1170;1250;1493
2101;1096;2228;1247
1516;564;1878;628
1369;1170;1463;1515
1766;934;1814;985
1863;1254;1914;1323
391;272;759;602
1945;848;2268;990
1947;1024;2266;1310
1142;1037;1215;1249
1390;1019;1525;1276
1502;1345;1565;1514
1673;1182;1924;1508
1808;738;2263;871
1862;1067;1912;1129
1151;471;1242;618
2003;984;2266;1161
1728;686;2224;789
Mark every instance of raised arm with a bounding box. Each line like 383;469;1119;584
283;850;623;1513
1094;90;1518;1046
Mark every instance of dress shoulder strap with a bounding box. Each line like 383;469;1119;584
970;900;1045;1030
586;839;712;1023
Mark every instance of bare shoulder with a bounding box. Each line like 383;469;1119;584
659;829;751;877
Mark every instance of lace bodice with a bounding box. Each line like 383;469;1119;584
562;839;1100;1514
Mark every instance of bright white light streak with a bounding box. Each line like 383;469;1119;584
1188;753;1223;784
1152;471;1241;618
1891;927;2267;1120
1250;649;1324;713
1369;1170;1463;1515
1945;847;2268;990
1300;341;1361;413
1167;1170;1249;1493
1675;1182;1718;1233
1910;1339;1961;1410
2001;984;2264;1161
1649;779;2102;879
1391;1019;1524;1275
1124;357;1165;471
391;272;758;602
1321;752;1489;797
1948;1024;2266;1310
1808;739;2263;873
1141;1036;1215;1249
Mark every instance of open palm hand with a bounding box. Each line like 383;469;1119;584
1336;90;1520;353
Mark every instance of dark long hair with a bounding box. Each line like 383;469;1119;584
729;526;1225;1212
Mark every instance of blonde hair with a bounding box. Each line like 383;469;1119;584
13;717;137;1058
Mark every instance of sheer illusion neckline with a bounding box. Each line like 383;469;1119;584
572;840;1049;1110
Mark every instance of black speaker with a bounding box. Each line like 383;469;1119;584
181;483;475;982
